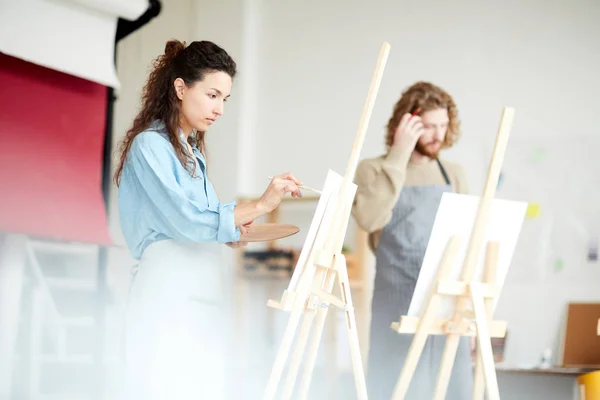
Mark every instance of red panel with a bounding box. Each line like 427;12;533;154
0;54;111;245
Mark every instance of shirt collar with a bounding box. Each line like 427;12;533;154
150;120;195;148
178;130;187;143
150;119;205;166
178;127;198;148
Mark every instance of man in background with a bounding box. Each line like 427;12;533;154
352;81;472;399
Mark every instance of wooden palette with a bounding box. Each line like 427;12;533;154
240;223;300;242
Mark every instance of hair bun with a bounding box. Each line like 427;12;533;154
164;40;186;59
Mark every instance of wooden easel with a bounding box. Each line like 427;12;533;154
390;107;516;400
262;41;391;400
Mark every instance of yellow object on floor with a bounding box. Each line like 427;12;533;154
578;370;600;400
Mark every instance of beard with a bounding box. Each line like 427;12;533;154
415;140;442;158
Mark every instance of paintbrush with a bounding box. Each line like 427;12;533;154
267;176;322;195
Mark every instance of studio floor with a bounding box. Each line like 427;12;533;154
11;248;583;400
94;274;372;400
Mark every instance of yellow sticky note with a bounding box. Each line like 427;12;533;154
526;203;541;219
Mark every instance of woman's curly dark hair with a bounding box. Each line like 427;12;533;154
385;81;460;151
113;39;237;186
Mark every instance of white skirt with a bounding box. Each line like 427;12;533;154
123;239;228;400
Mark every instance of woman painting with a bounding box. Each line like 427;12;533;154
114;39;302;399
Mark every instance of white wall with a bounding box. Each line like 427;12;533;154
109;0;600;371
251;0;600;193
245;0;600;367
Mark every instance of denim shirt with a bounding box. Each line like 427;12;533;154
118;120;240;260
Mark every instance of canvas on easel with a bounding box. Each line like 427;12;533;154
262;41;391;400
389;107;527;400
405;192;528;321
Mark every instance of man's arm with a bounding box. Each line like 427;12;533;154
351;146;412;233
352;111;423;233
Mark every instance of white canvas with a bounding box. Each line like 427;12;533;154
287;169;356;291
407;192;528;319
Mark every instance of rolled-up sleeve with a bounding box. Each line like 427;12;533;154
129;133;240;244
216;201;239;243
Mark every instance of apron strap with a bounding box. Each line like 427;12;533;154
436;158;451;186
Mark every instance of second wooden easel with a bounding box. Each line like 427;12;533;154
390;107;517;400
262;41;391;400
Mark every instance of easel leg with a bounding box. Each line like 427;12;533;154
336;255;368;400
282;307;317;400
297;268;336;400
264;298;306;400
393;236;462;400
472;344;486;400
470;283;500;400
473;242;499;400
433;335;460;400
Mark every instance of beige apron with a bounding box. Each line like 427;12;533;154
123;239;228;399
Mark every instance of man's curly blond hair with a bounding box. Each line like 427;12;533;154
385;81;460;151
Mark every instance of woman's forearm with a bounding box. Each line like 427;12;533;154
234;201;267;226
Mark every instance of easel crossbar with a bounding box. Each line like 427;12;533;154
391;237;506;400
392;316;507;337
